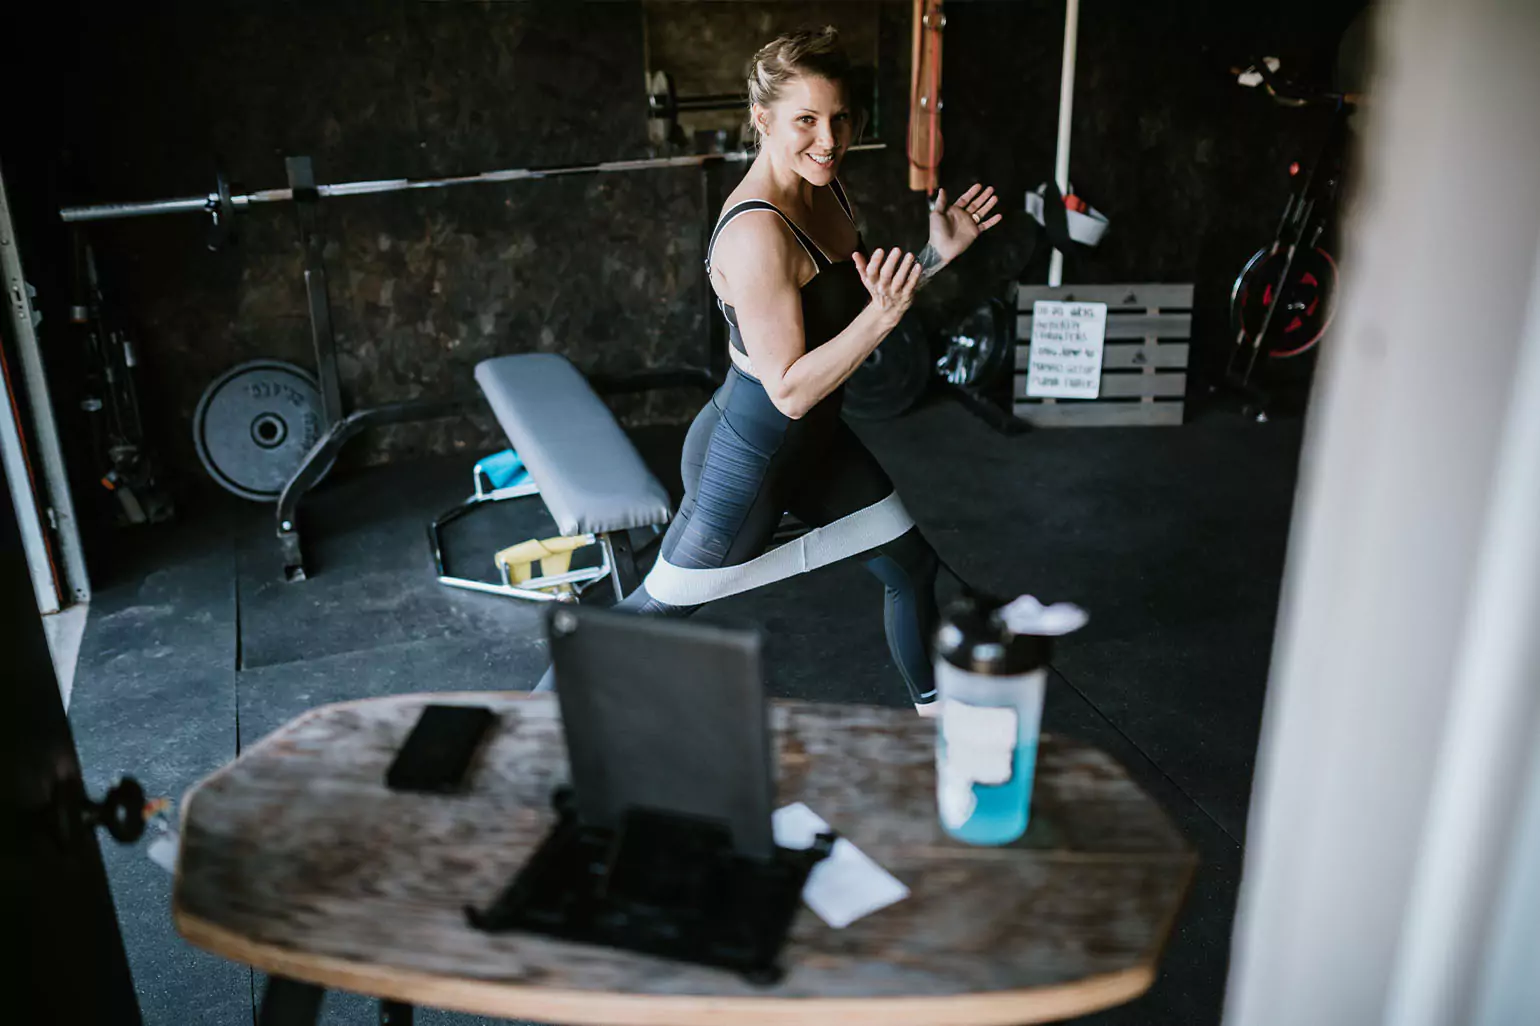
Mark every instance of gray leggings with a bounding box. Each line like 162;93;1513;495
534;368;939;703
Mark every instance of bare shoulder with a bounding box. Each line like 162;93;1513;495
711;208;802;289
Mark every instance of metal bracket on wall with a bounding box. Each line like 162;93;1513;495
286;157;344;428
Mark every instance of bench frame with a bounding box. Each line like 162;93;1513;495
428;465;639;603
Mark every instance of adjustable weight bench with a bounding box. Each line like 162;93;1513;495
429;353;673;602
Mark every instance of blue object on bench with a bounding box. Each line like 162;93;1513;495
474;449;531;492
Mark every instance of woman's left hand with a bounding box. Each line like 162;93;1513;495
928;183;1002;263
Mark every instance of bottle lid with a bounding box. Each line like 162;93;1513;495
935;593;1088;675
996;595;1089;636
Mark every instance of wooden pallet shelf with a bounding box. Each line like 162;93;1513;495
1014;283;1193;428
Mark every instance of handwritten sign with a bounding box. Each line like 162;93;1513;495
1026;301;1107;399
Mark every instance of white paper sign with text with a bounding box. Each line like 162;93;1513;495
1026;300;1108;399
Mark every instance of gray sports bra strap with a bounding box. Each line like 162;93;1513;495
704;199;828;273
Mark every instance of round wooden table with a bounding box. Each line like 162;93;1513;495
174;693;1194;1025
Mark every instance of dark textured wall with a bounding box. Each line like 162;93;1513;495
43;0;1363;478
645;2;883;145
70;2;707;470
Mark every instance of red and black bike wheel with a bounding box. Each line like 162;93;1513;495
1230;246;1339;358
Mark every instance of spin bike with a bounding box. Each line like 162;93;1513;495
1225;58;1361;421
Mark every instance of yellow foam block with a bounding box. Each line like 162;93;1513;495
495;534;593;587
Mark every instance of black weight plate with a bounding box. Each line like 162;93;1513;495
936;298;1012;389
193;360;326;502
844;316;931;421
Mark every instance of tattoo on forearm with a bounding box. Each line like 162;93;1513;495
916;244;945;288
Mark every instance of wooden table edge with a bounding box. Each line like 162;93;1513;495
176;690;1183;1023
173;908;1157;1026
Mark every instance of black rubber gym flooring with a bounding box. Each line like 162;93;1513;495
67;395;1302;1025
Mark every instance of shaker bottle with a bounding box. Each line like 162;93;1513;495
933;593;1087;845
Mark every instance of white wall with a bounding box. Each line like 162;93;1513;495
1225;0;1540;1023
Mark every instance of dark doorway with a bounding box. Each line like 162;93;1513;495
3;447;141;1023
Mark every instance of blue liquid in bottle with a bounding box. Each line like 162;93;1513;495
938;739;1038;846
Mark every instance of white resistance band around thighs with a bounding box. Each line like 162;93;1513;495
643;491;916;607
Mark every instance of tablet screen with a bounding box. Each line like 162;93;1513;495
548;607;775;858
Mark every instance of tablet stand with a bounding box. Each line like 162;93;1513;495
467;787;834;985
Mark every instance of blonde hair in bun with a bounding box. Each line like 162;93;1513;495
746;26;852;144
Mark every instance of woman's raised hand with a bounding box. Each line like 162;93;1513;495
928;183;1002;263
852;247;923;325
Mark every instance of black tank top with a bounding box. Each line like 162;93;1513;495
704;178;869;371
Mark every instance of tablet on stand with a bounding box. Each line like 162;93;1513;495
466;607;834;984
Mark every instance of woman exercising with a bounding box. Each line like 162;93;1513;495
537;27;1000;711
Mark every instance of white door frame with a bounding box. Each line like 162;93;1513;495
1;161;90;614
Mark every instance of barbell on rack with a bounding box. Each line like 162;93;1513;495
645;71;752;124
59;144;886;232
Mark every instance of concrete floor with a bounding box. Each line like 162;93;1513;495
67;396;1303;1024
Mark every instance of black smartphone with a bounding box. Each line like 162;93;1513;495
385;704;497;793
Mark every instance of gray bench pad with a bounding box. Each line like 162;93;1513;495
474;354;672;537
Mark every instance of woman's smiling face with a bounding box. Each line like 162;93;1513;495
755;73;853;185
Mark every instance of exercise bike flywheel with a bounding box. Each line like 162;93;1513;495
1231;246;1338;359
